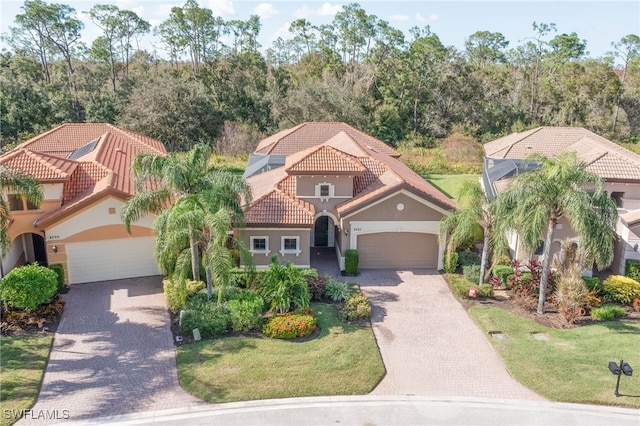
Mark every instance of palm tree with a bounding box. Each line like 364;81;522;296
439;181;496;285
122;144;252;282
493;152;618;314
0;165;43;263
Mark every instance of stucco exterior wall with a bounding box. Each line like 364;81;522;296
239;228;311;268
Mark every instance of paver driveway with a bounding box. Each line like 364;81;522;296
347;269;543;400
20;277;203;424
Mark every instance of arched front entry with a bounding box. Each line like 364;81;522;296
313;216;335;247
8;233;48;269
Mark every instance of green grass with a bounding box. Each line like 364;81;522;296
0;336;52;426
176;302;385;402
469;306;640;408
423;174;480;203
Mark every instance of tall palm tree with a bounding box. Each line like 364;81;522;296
493;152;618;314
439;181;496;285
0;165;43;262
122;144;252;282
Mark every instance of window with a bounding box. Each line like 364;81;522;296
8;194;24;211
280;236;301;256
611;191;625;208
26;198;39;210
314;182;334;200
250;236;270;256
534;240;544;255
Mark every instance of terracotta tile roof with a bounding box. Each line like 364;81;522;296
244;189;315;226
0;149;77;181
353;157;387;195
277;175;297;196
285;145;366;175
255;122;400;158
62;162;109;205
1;123;167;228
484;127;640;181
16;123;166;158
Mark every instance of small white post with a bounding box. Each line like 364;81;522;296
193;328;201;341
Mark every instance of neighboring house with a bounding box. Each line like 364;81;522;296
0;123;166;284
239;122;456;270
482;126;640;275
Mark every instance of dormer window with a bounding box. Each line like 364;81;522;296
315;182;334;201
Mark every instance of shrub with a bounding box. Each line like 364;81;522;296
463;264;481;284
582;276;602;294
180;294;231;338
227;290;264;332
324;279;352;302
257;258;311;313
443;251;458;273
345;249;359;275
553;275;588;324
448;274;493;299
458;251;480;267
625;259;640;282
307;276;327;300
0;264;58;311
48;264;65;290
603;275;640;304
163;278;205;313
590;304;627;321
493;265;513;287
262;312;316;339
340;291;371;321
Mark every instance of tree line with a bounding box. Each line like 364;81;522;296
1;0;639;152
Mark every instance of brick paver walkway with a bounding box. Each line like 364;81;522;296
345;269;544;400
19;277;203;424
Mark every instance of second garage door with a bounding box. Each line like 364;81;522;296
358;232;438;269
66;236;160;284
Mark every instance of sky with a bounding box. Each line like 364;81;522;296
1;0;639;61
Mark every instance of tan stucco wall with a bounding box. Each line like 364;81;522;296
604;182;640;200
295;176;353;197
239;228;311;267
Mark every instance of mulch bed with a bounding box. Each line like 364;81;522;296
1;293;66;337
457;288;640;329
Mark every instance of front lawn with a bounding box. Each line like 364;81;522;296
0;336;52;426
176;302;385;402
470;306;640;408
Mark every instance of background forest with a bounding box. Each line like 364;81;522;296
1;0;639;156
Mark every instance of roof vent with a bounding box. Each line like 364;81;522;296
115;148;124;154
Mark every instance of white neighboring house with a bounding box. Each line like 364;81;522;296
481;126;640;275
0;123;166;284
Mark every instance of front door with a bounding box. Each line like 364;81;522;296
314;216;329;247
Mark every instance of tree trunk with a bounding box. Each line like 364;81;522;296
189;227;200;282
537;219;556;314
479;231;490;286
205;260;213;301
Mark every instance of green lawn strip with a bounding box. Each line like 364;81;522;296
0;336;53;426
176;302;385;403
469;306;640;408
423;174;480;203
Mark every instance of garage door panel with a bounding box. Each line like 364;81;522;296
358;232;437;269
66;237;160;284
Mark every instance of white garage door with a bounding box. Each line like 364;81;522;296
358;232;438;269
66;237;160;284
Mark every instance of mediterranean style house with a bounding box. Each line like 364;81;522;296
0;123;165;284
239;122;456;270
482;126;640;275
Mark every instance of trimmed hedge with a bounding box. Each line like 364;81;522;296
448;274;494;299
590;304;627;321
0;264;58;311
340;291;371;321
626;259;640;282
262;312;316;339
443;252;458;273
48;264;66;290
180;294;231;338
458;251;480;267
463;264;481;284
345;249;359;275
603;275;640;304
163;278;205;313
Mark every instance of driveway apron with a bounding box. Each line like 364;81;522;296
348;270;543;400
19;277;203;424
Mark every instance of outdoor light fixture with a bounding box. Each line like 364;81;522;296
52;245;58;253
344;229;348;235
608;359;633;397
634;243;639;252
